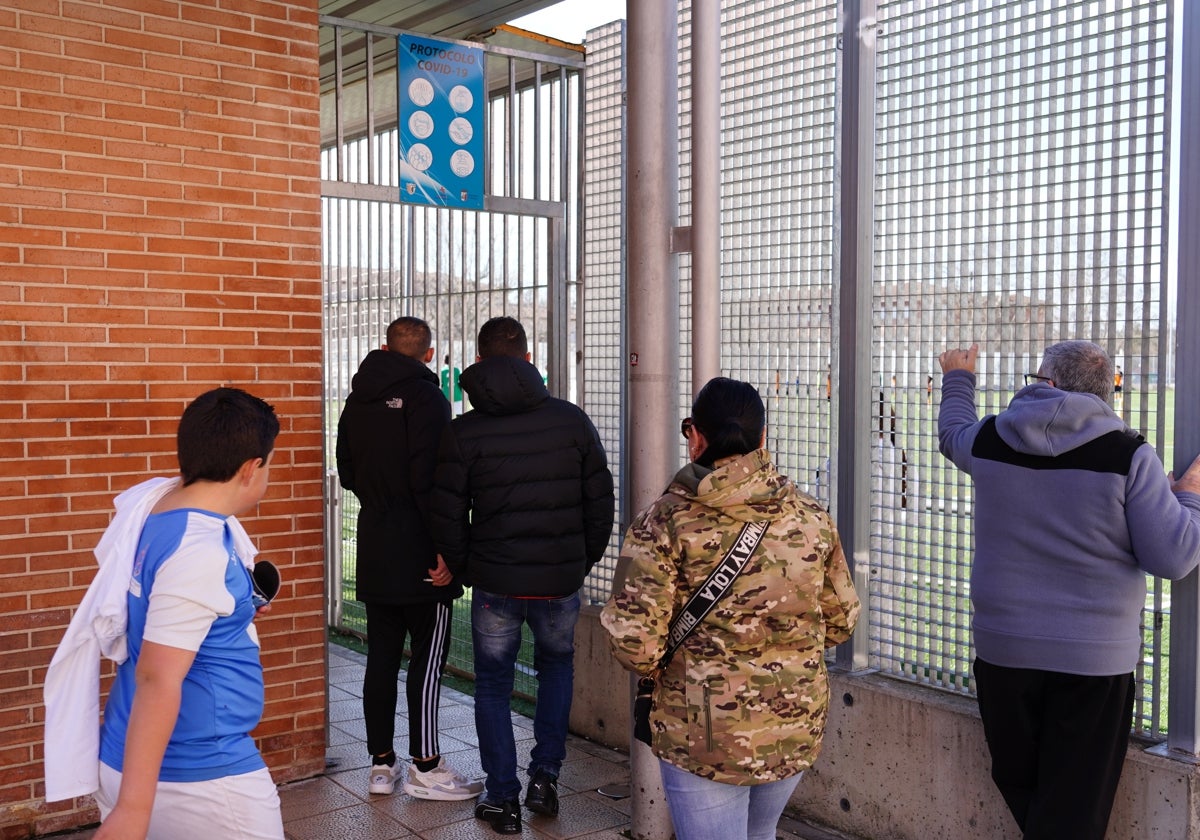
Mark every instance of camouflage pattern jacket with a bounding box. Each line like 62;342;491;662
600;448;860;784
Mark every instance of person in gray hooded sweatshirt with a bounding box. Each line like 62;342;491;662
938;340;1200;840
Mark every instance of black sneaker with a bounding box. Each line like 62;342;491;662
474;798;522;835
524;770;559;816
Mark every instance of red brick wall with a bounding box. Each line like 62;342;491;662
0;2;326;836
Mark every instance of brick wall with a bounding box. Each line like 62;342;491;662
0;2;326;836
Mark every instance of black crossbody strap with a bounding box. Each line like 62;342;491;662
659;519;769;667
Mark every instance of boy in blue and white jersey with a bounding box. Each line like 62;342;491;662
94;387;283;840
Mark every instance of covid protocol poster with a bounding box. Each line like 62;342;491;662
398;34;485;209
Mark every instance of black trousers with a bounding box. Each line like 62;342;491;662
973;657;1135;840
363;600;452;760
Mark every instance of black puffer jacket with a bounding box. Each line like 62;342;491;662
336;349;459;604
430;355;615;596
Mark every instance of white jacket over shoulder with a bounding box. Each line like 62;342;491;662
42;477;258;802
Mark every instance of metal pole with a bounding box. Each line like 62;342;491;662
623;2;679;837
547;213;569;397
323;470;341;763
1166;0;1200;758
833;0;876;672
691;0;721;390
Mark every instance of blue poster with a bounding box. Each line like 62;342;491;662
398;34;485;209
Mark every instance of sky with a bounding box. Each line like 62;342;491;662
508;0;627;44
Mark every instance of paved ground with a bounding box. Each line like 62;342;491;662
62;641;853;839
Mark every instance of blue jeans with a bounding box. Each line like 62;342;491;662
472;589;580;802
659;759;802;840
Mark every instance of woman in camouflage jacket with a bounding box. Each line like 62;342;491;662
600;377;860;840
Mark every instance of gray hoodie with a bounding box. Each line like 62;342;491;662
938;369;1200;675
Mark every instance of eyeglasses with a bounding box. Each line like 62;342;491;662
681;417;694;438
1023;374;1054;386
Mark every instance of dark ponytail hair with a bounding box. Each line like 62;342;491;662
690;377;765;468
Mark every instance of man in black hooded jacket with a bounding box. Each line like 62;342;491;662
430;316;614;835
336;316;482;802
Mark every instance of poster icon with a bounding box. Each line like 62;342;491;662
408;143;433;172
408;78;435;107
398;34;485;209
448;117;473;145
409;111;434;139
449;85;474;114
449;150;475;177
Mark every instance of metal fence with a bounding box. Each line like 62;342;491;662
871;0;1173;733
320;16;584;697
581;0;1174;734
578;21;627;605
322;0;1178;737
705;2;839;508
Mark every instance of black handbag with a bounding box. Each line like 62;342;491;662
632;519;768;745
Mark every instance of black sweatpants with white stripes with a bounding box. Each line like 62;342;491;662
363;600;453;761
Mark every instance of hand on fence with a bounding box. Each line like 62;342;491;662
1170;453;1200;497
938;344;978;375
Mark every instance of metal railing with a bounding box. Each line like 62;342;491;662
580;0;1177;735
321;0;1184;741
320;15;585;697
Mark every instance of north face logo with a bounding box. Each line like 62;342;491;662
386;397;404;409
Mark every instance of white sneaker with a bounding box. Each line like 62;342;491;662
402;757;485;801
368;761;401;795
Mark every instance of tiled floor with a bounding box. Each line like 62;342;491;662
294;641;633;839
61;641;843;839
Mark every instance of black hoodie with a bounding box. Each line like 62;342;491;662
430;355;615;597
336;349;459;604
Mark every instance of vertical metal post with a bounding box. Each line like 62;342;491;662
547;212;569;397
833;0;876;672
334;27;345;182
1167;0;1200;757
621;27;631;537
691;0;721;390
323;470;342;755
534;60;543;200
365;34;375;185
623;2;679;838
568;66;584;405
546;64;570;399
324;471;343;629
508;58;518;197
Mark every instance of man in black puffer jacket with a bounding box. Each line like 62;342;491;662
336;316;482;803
431;316;614;835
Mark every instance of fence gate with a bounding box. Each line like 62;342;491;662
319;16;584;696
